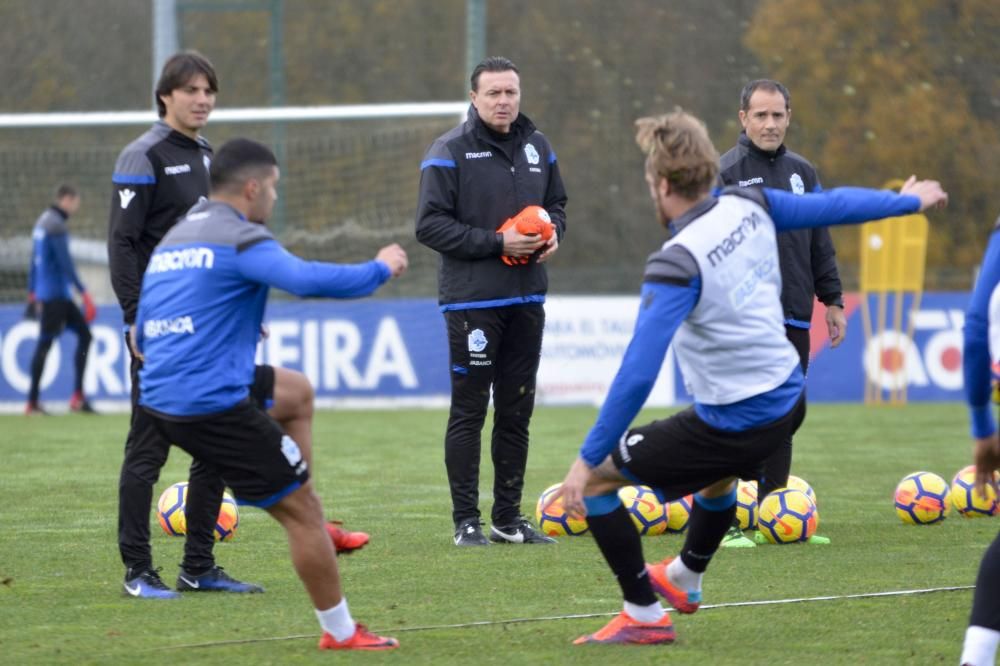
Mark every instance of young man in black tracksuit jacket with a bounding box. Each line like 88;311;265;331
416;56;568;546
717;79;843;547
109;52;369;599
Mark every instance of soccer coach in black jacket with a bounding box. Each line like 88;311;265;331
718;79;843;547
416;56;567;547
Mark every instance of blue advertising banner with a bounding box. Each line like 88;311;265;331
0;292;972;411
0;299;451;411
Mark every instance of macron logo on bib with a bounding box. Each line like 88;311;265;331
706;211;764;268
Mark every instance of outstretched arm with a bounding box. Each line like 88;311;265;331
236;239;399;298
764;176;947;232
964;226;1000;496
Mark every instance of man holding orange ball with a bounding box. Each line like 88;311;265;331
416;56;567;546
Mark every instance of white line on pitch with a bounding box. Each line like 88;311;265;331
137;584;974;652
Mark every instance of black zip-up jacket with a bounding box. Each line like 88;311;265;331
107;121;212;325
719;132;843;327
415;105;567;309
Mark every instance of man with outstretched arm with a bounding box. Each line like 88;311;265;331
135;138;405;650
958;215;1000;666
548;109;946;646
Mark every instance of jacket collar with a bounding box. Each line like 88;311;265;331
466;104;536;145
155;119;207;149
668;196;718;237
738;130;786;161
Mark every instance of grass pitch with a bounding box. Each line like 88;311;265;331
1;403;994;664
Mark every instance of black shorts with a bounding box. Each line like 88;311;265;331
611;395;806;502
39;299;88;340
141;400;309;508
250;365;276;411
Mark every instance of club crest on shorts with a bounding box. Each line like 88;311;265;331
280;435;303;466
468;328;488;353
524;143;540;165
617;432;643;463
790;173;805;195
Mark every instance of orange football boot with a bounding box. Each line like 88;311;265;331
318;624;399;651
573;611;675;645
325;520;370;554
646;557;701;614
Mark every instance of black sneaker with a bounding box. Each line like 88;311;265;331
176;565;264;593
454;519;490;546
123;567;179;599
490;517;556;544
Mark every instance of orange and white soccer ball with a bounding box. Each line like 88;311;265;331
156;481;240;541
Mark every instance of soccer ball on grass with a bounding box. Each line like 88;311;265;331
950;465;999;518
535;483;589;536
786;475;817;506
618;485;669;536
757;488;818;544
157;481;240;541
736;480;758;530
665;494;693;533
894;471;951;525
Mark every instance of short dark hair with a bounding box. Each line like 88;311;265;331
740;79;791;112
54;183;78;200
155;51;218;118
210;138;278;192
470;56;519;91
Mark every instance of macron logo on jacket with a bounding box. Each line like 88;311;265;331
118;188;137;209
147;247;216;274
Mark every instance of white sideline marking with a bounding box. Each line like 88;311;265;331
142;585;973;652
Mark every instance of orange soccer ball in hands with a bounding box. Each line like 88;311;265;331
497;205;554;266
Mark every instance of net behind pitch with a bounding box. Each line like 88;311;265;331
0;113;460;304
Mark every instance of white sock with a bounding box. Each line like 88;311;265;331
315;598;356;641
667;557;703;592
624;600;665;623
961;625;1000;666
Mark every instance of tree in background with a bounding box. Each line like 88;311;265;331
746;0;1000;285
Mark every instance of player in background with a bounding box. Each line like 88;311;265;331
25;184;96;414
136;138;405;650
959;215;1000;666
718;79;842;547
548;110;946;645
109;51;365;599
416;56;567;546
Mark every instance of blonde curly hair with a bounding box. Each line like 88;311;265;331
635;110;718;200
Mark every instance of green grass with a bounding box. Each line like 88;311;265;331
0;403;995;664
